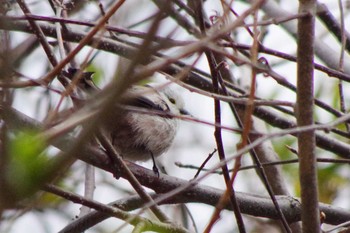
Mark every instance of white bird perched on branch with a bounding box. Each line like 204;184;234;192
105;85;189;173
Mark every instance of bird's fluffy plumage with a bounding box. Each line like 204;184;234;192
108;85;187;161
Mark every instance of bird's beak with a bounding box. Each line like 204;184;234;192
180;108;191;116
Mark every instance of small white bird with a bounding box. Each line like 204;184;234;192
107;85;188;173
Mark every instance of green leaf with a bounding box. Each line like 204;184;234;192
6;130;50;202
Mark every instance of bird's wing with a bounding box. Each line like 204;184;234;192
118;85;171;113
127;95;169;112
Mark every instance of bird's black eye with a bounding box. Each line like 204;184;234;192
169;97;176;104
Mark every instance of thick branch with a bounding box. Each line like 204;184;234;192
297;0;319;232
2;107;350;227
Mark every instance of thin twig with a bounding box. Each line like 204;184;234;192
97;131;172;223
176;157;350;174
43;184;189;233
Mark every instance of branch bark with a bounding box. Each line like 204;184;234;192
2;106;350;228
297;0;320;232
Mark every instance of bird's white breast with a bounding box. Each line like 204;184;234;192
128;111;177;160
